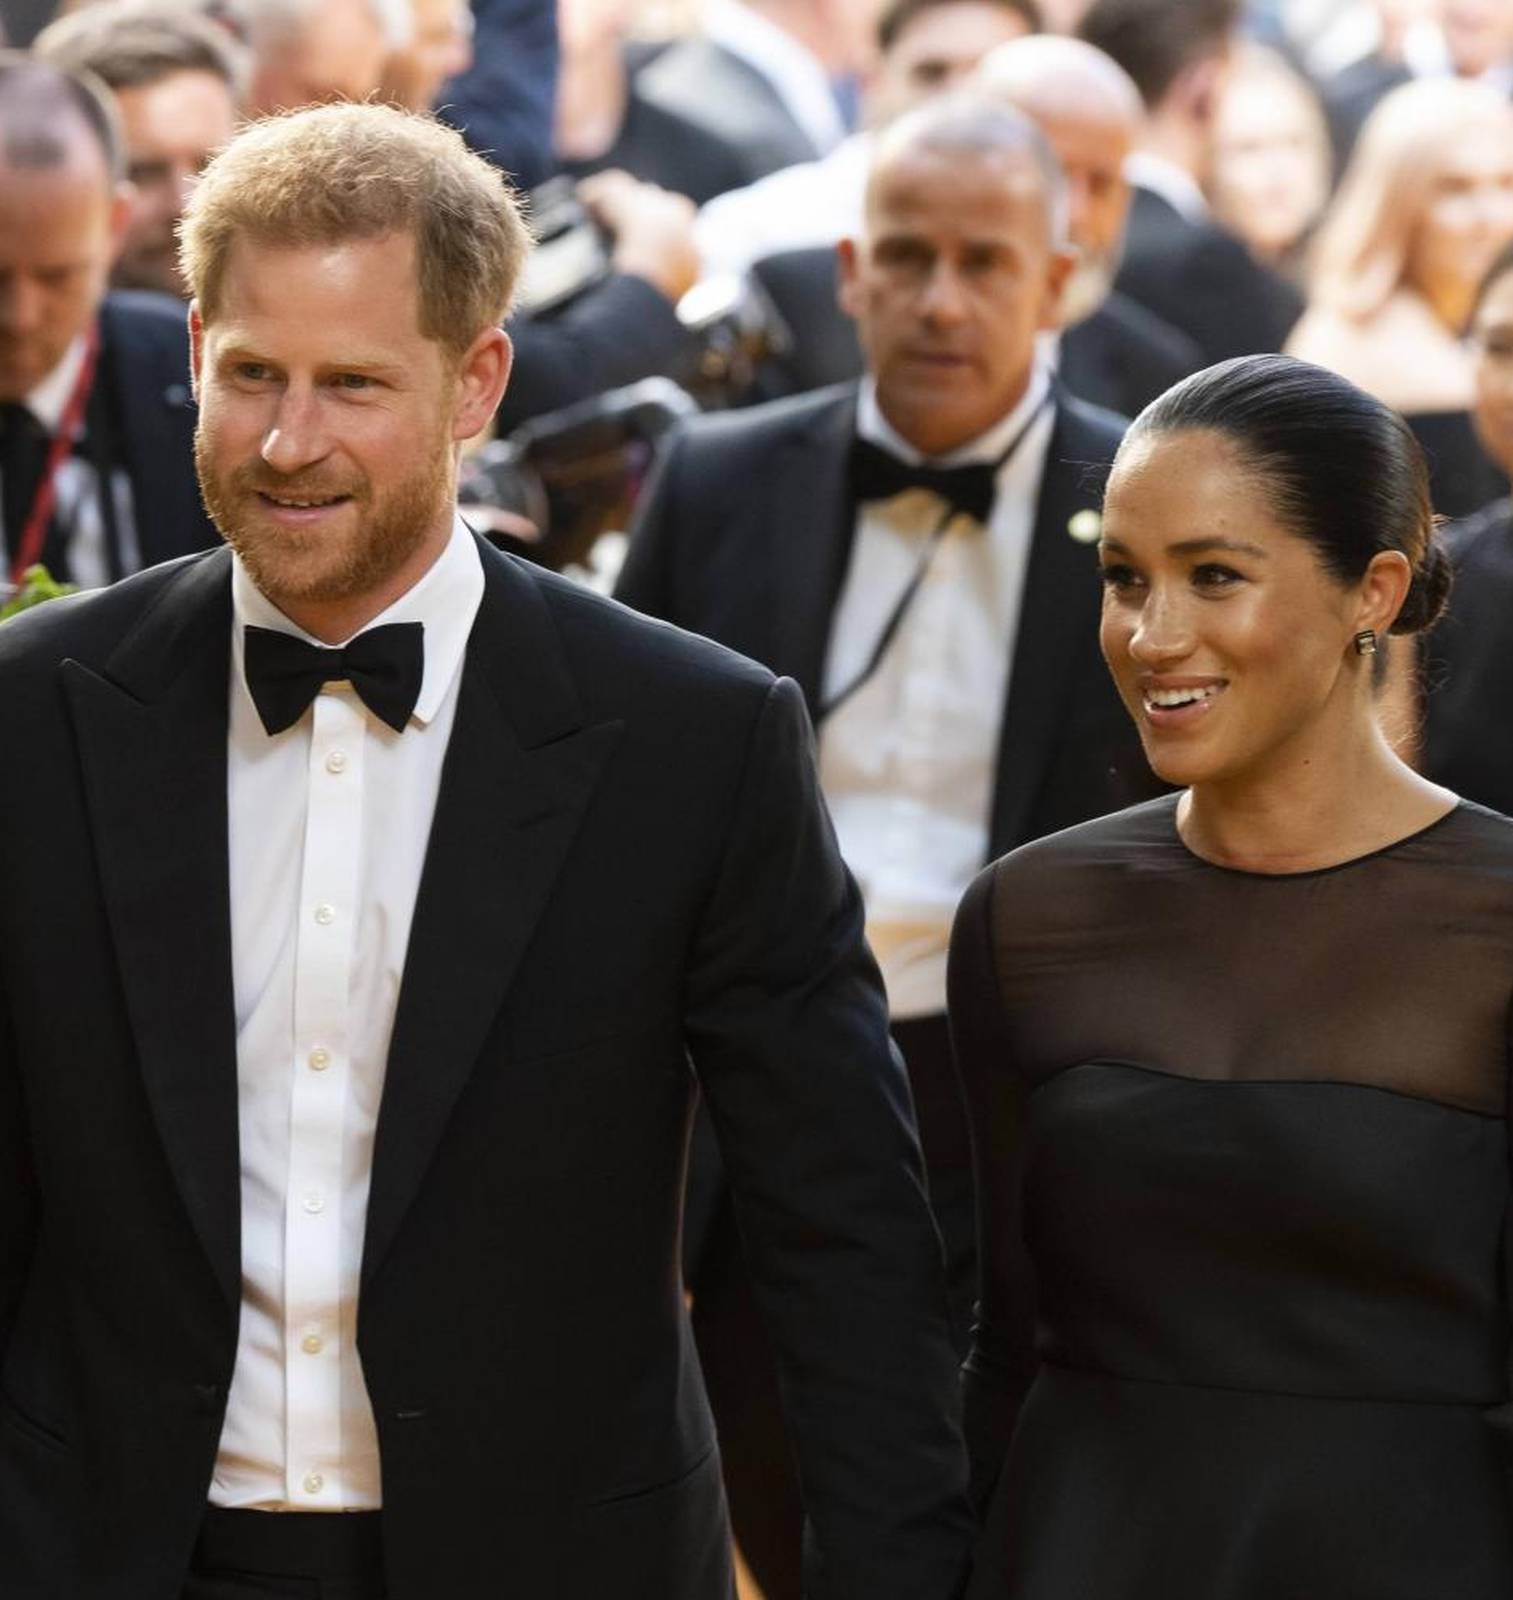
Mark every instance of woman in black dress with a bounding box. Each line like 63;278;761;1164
950;353;1513;1599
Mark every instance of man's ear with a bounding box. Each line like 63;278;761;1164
187;301;204;404
1040;245;1077;332
105;180;136;269
452;325;512;442
836;236;863;321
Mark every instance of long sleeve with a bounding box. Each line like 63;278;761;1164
948;864;1040;1518
685;675;975;1600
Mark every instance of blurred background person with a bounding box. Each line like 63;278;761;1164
1288;76;1513;517
228;0;405;114
635;0;874;187
554;0;751;204
696;0;1042;279
1206;42;1331;285
33;0;245;299
1078;0;1302;364
0;52;215;588
378;0;473;111
1420;241;1513;808
741;32;1204;420
435;0;559;189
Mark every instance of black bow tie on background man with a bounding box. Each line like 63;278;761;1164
244;622;425;735
848;437;999;525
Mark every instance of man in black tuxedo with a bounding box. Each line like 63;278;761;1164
618;94;1158;1597
0;56;216;588
743;31;1204;418
0;100;974;1600
1078;0;1301;365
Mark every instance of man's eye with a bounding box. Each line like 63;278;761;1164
234;362;270;381
333;373;373;391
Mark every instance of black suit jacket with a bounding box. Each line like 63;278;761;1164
1114;185;1302;367
0;539;973;1598
95;291;218;571
1422;497;1513;813
746;247;1199;419
634;39;822;185
615;383;1159;858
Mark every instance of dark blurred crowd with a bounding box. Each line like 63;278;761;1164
6;1;1513;1595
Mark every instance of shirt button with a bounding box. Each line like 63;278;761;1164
313;903;336;926
325;750;348;774
302;1331;324;1355
308;1047;331;1072
303;1471;324;1496
302;1190;325;1215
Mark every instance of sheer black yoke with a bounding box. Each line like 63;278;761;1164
948;795;1513;1600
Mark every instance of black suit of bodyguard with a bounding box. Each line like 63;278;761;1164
0;105;974;1600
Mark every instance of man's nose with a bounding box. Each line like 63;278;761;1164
0;274;46;334
917;259;967;323
261;387;330;474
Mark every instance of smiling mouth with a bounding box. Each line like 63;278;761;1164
1141;682;1227;718
256;491;352;510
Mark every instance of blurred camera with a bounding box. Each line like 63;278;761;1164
459;377;698;578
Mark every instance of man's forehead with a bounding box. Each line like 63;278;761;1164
866;144;1048;219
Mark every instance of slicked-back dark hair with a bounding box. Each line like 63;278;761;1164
1126;354;1448;635
878;0;1042;55
1077;0;1238;108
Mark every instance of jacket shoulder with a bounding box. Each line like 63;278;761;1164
1052;390;1129;461
0;552;215;679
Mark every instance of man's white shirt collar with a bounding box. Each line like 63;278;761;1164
25;334;89;433
857;361;1054;469
1125;151;1209;224
231;513;483;729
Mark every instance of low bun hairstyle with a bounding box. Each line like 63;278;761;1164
1127;353;1449;636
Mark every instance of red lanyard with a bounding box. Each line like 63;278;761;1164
9;323;102;586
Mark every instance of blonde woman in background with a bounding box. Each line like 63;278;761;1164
1287;76;1513;514
1206;43;1331;287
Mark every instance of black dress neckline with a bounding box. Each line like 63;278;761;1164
1169;796;1465;880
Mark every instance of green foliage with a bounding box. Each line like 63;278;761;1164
0;565;78;622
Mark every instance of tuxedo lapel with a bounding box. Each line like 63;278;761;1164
62;549;242;1309
766;388;856;713
362;544;621;1288
989;403;1111;855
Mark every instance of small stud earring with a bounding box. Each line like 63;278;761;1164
1353;629;1378;657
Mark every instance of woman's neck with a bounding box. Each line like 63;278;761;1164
1179;705;1454;874
554;42;630;163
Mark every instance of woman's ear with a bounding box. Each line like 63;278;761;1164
1355;548;1414;637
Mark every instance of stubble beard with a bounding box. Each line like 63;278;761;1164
195;424;455;611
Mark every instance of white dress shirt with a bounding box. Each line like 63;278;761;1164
210;516;483;1511
695;131;871;282
2;335;141;589
705;0;849;158
819;368;1053;1020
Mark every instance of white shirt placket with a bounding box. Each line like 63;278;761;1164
283;687;365;1505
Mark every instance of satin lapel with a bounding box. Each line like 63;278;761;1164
767;389;858;714
989;405;1111;855
62;550;241;1308
362;546;622;1288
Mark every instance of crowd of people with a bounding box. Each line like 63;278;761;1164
4;1;1513;1599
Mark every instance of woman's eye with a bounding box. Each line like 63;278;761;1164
1192;563;1243;590
1099;563;1142;590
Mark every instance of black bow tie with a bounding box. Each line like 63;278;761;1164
244;622;425;736
849;437;998;525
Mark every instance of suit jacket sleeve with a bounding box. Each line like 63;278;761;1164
496;274;689;436
0;969;36;1361
434;0;558;190
683;673;975;1600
